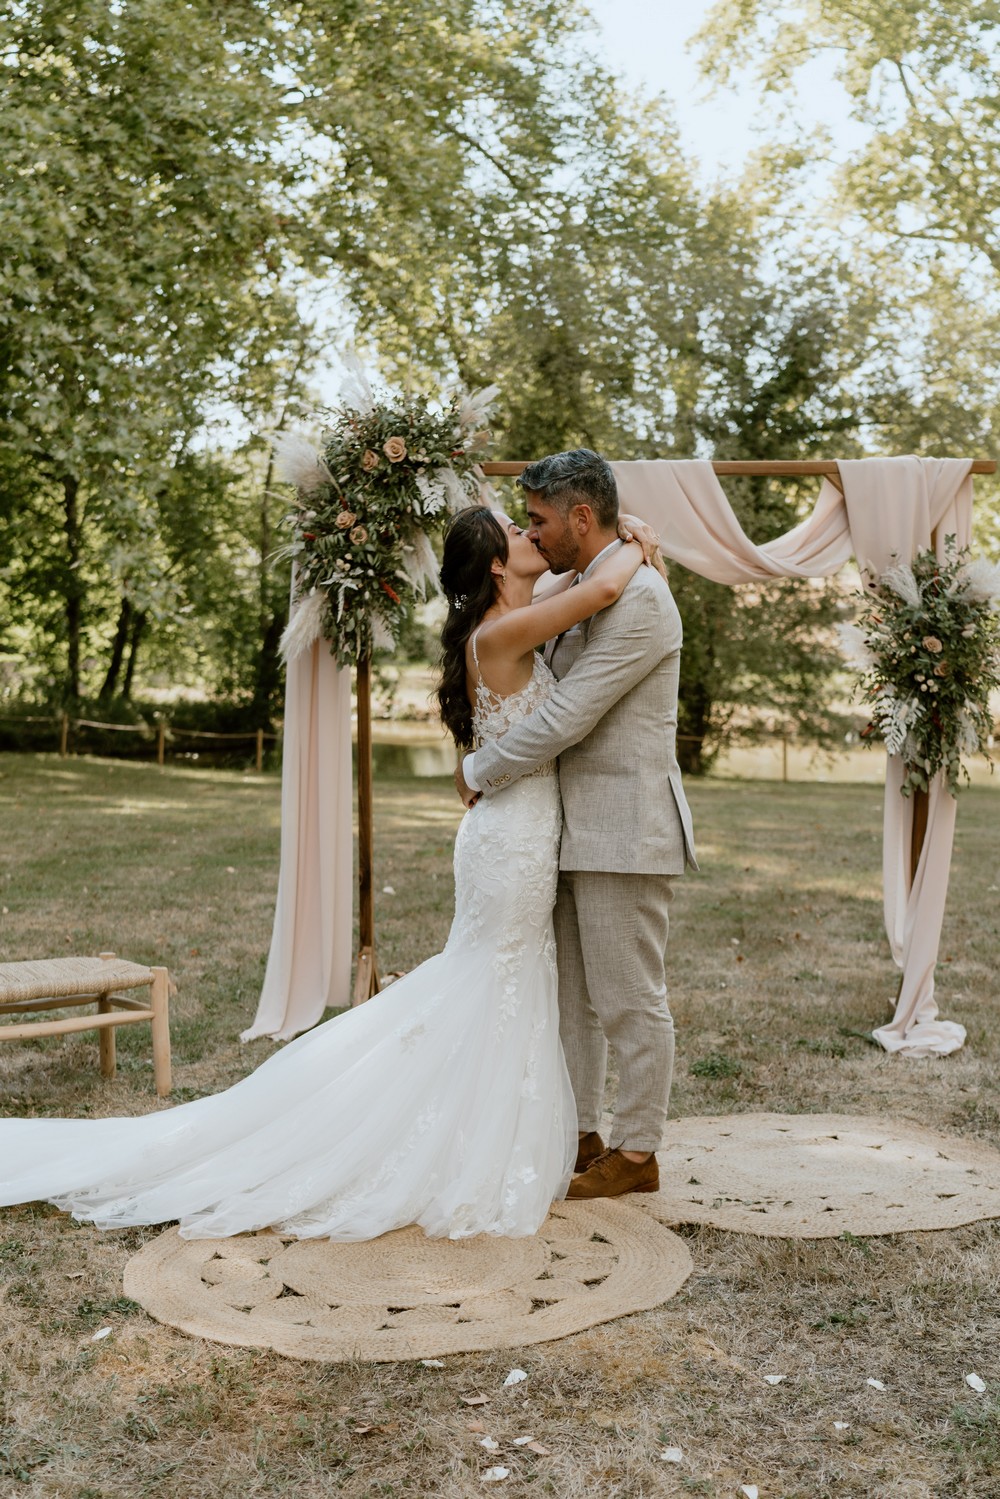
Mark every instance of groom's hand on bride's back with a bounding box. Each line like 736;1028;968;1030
454;763;480;808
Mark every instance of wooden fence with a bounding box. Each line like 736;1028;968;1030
0;713;280;771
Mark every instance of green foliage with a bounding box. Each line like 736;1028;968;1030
850;545;1000;795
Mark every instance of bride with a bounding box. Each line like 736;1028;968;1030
0;506;656;1242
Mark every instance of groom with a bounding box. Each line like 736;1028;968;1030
456;449;697;1198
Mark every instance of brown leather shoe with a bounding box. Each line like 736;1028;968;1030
574;1131;606;1174
566;1148;659;1199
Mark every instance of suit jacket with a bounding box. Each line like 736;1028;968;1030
474;565;698;876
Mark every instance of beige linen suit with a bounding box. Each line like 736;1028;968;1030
474;563;697;1151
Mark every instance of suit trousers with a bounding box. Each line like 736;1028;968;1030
554;869;675;1153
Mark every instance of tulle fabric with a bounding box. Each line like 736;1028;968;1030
0;660;576;1241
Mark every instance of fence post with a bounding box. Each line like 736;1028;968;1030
255;727;264;773
157;723;166;767
59;713;69;758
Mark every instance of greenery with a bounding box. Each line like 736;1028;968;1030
2;0;998;761
845;545;1000;795
1;754;999;1494
280;384;491;667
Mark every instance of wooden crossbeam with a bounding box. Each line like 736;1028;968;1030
482;459;997;478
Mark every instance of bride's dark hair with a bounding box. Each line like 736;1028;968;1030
437;506;509;749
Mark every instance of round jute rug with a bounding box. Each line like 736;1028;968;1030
637;1113;1000;1238
123;1198;692;1362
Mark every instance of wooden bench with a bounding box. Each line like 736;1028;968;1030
0;953;171;1096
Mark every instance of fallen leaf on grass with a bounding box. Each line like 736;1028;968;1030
66;1272;84;1280
966;1373;986;1393
866;1378;886;1391
467;1420;487;1433
91;1327;112;1342
481;1468;509;1483
763;1374;787;1385
525;1441;550;1456
503;1368;527;1387
660;1446;683;1463
350;1425;379;1436
461;1395;490;1407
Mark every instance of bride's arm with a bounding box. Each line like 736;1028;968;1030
480;541;645;658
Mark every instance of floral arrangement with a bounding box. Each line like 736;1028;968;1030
275;361;498;668
839;543;1000;796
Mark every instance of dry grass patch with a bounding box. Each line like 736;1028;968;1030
1;753;999;1497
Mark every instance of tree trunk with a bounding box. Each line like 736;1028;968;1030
121;609;147;700
677;680;713;776
99;597;133;700
62;474;83;703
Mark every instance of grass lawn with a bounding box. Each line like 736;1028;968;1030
1;751;999;1498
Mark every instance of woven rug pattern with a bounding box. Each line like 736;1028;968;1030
124;1198;692;1362
639;1113;1000;1238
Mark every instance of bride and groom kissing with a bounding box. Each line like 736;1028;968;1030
0;449;697;1244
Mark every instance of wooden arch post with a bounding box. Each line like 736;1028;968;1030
353;652;380;1006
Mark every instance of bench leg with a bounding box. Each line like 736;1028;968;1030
150;967;172;1097
97;998;117;1080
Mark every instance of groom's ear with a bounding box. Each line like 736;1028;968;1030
571;503;595;534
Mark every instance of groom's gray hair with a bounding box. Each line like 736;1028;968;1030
517;448;619;528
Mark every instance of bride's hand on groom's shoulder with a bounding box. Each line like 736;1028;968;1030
618;513;666;578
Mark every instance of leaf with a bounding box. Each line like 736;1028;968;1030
461;1394;490;1406
524;1441;551;1456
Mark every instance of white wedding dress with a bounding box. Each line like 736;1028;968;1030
0;645;577;1240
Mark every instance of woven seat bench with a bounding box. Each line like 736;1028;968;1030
0;953;171;1096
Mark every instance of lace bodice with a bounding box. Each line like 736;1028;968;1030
471;631;554;746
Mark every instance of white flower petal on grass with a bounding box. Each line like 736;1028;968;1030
763;1374;787;1385
867;1378;886;1390
503;1369;528;1387
660;1446;683;1463
512;1437;534;1446
833;1421;850;1430
479;1437;499;1451
420;1359;444;1368
966;1373;987;1393
740;1486;759;1499
91;1327;112;1341
382;885;395;895
481;1467;510;1483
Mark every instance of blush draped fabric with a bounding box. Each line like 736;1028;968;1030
612;457;973;1058
245;456;973;1059
240;638;354;1043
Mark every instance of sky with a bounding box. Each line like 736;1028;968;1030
585;0;867;181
